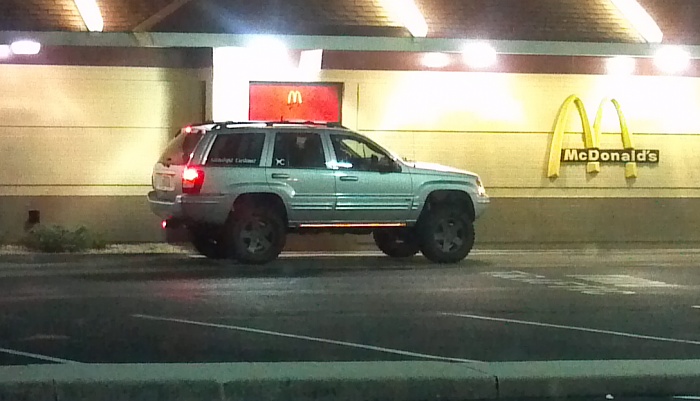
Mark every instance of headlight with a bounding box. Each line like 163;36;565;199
476;177;487;197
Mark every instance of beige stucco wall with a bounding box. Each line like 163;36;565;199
0;65;205;197
318;70;700;199
315;69;700;246
4;63;700;246
0;64;206;241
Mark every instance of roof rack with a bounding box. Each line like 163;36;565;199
263;121;348;129
211;121;264;130
210;121;350;130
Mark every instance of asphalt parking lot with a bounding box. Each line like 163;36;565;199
1;249;700;366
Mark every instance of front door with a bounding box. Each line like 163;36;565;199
329;134;413;223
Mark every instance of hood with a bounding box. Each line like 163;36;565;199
404;161;478;178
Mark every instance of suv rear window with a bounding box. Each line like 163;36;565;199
158;131;203;166
206;133;265;167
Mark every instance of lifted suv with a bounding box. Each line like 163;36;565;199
148;122;489;264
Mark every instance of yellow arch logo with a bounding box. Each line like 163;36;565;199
547;95;658;179
287;90;303;105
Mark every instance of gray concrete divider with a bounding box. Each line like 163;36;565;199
1;360;700;400
491;360;700;398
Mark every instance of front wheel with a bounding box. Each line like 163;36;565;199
223;207;286;264
418;209;475;264
373;228;420;258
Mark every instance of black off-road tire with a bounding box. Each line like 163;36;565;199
418;209;475;264
373;228;420;258
224;206;286;264
190;234;228;259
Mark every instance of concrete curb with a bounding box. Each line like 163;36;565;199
4;247;700;264
490;360;700;398
0;362;495;401
1;361;699;400
0;253;189;265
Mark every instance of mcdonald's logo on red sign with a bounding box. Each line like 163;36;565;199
287;90;303;105
249;83;342;123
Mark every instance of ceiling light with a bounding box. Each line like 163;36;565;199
462;42;498;69
606;56;636;75
247;37;288;60
10;40;41;55
380;0;428;38
610;0;663;43
0;45;10;58
245;37;294;76
654;46;691;74
74;0;104;32
421;52;450;68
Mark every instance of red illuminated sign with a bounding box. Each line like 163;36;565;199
249;82;342;123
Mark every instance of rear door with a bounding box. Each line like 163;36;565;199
200;131;268;195
152;128;204;201
266;131;336;223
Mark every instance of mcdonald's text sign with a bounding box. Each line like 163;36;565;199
548;95;659;179
561;148;659;163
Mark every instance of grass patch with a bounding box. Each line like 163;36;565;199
21;225;107;253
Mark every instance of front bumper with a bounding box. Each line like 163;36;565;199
147;191;231;225
474;194;490;219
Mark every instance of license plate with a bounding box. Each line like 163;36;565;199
155;174;174;191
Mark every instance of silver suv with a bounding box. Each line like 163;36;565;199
148;122;489;264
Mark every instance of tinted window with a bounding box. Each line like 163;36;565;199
206;133;265;167
272;132;326;169
330;135;391;171
158;131;203;165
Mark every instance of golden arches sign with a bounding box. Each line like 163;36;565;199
287;90;303;105
547;95;658;179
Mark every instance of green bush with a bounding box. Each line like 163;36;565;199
21;225;107;253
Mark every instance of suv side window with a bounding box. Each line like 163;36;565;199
330;135;391;171
272;132;327;169
206;133;265;167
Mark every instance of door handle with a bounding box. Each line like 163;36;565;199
271;173;290;179
339;176;359;182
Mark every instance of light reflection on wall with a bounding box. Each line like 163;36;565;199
591;74;700;135
212;46;324;122
373;72;525;132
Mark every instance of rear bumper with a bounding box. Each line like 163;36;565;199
147;191;182;220
147;191;231;225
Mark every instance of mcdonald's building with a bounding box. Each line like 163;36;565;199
2;1;700;249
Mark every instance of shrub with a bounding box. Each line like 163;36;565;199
21;225;107;253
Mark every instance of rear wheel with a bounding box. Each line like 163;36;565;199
224;206;286;264
373;228;420;258
418;209;474;264
189;228;228;259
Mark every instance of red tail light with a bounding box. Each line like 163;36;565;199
182;167;205;194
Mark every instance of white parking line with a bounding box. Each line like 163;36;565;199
0;347;80;364
133;314;483;364
443;313;700;346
